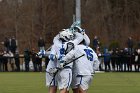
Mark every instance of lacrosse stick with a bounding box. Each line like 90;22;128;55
69;21;81;33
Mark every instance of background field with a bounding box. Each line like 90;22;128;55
0;72;140;93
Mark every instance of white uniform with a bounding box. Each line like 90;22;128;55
50;42;73;90
46;45;57;87
47;30;90;90
63;44;100;90
50;33;84;90
46;60;58;87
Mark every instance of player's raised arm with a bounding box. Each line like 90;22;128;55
83;33;90;46
49;44;57;61
72;32;84;45
92;51;100;71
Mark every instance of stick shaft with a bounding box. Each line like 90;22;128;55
64;54;85;66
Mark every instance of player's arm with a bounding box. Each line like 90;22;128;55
45;51;51;57
72;26;90;46
76;26;90;46
49;45;57;61
93;51;100;71
53;34;61;45
83;33;90;46
72;32;84;45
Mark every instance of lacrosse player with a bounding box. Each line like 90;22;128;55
46;28;83;93
49;27;90;93
46;21;90;93
55;30;84;93
46;44;58;93
61;40;100;93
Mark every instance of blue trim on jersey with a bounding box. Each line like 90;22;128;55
49;54;55;61
77;75;83;86
53;77;55;86
79;76;83;85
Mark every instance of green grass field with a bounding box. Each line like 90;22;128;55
0;72;140;93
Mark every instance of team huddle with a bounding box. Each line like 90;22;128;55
46;22;100;93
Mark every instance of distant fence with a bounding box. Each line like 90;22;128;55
0;55;140;72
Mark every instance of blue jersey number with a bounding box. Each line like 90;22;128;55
59;44;65;60
84;49;93;61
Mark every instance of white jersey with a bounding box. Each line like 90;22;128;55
63;44;100;75
50;42;74;68
46;45;57;72
49;31;91;70
48;42;74;90
51;31;86;68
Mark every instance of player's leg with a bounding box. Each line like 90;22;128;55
78;86;87;93
49;86;57;93
60;88;67;93
57;69;72;93
72;88;79;93
76;75;93;93
66;91;69;93
71;73;79;93
46;72;57;93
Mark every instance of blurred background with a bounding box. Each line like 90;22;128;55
0;0;140;53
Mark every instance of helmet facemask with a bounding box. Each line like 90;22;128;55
59;29;74;42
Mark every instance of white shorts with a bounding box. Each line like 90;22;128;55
56;68;72;90
71;72;78;89
46;72;57;87
71;75;93;90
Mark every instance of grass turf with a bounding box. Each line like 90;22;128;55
0;72;140;93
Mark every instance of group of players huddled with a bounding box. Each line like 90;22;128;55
45;21;100;93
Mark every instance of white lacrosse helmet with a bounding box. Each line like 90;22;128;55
64;29;74;39
59;29;73;42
